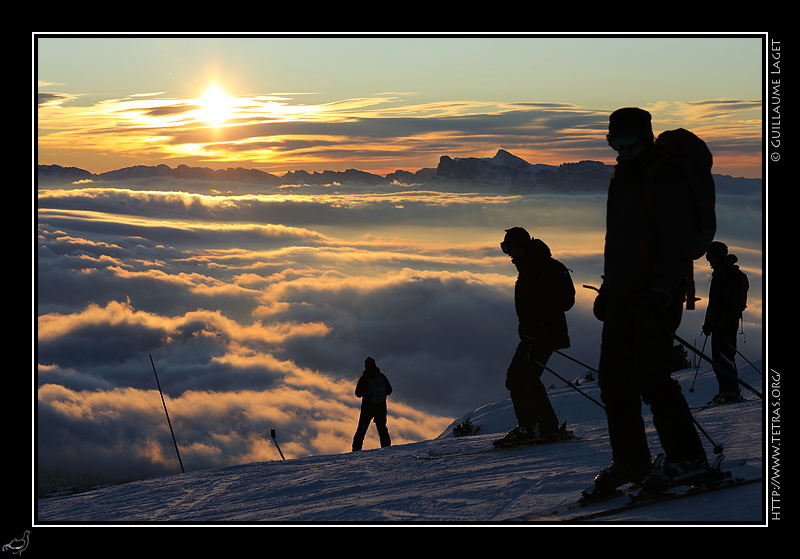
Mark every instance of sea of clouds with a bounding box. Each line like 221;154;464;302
35;178;763;483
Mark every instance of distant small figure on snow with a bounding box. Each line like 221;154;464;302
352;357;393;451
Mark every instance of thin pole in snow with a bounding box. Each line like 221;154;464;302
149;354;185;473
271;429;286;460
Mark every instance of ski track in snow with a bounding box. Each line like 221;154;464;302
36;364;765;525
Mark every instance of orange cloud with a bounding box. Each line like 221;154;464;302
38;89;762;178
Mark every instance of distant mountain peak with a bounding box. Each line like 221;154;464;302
491;149;531;167
37;149;761;196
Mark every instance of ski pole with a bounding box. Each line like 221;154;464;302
270;429;286;460
725;340;762;375
672;333;762;399
691;415;725;455
149;354;184;474
553;349;599;375
534;360;605;410
688;336;708;393
554;340;725;454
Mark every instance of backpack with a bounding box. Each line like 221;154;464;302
550;258;576;312
737;268;749;313
524;238;575;313
652;128;717;259
648;128;717;310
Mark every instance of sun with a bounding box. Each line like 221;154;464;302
198;83;234;126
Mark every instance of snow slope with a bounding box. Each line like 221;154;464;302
36;361;764;526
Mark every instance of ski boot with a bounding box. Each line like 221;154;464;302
581;460;650;501
707;391;745;406
493;421;573;448
493;425;541;448
637;453;729;496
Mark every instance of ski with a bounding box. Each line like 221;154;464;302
512;476;760;522
412;436;585;460
505;487;631;521
691;398;748;412
562;476;762;521
511;455;749;521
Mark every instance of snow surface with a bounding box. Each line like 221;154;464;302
36;361;765;526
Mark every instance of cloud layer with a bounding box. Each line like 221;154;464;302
36;180;763;481
37;87;763;179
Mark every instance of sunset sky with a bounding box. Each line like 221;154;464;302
36;33;764;178
35;33;765;490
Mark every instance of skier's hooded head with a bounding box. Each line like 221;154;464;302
706;241;733;268
501;227;530;255
501;227;551;262
607;107;654;160
707;241;728;259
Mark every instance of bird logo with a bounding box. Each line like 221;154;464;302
2;531;29;555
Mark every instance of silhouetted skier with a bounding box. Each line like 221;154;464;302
493;227;575;448
587;107;715;498
703;240;749;404
352;357;393;451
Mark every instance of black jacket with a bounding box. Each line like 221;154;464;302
512;238;572;349
603;145;695;304
704;253;748;329
355;366;393;406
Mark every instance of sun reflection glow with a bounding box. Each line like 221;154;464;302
198;83;234;126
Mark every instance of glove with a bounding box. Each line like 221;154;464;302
702;323;713;336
